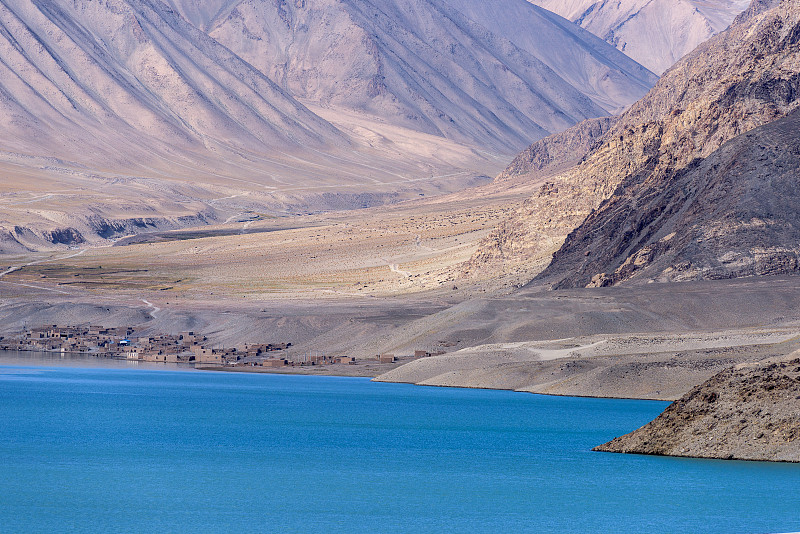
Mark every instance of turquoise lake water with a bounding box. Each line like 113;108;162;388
1;362;799;533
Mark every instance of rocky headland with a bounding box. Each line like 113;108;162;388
595;356;800;462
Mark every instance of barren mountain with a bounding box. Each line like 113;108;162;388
0;0;363;249
465;0;800;284
528;0;750;74
595;356;800;462
0;0;343;164
541;108;800;287
0;0;660;251
178;0;656;151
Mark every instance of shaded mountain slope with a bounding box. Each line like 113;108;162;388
528;0;750;74
540;108;800;287
193;0;656;152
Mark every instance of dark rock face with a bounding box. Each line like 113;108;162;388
46;228;84;245
92;219;156;239
594;357;800;462
541;108;800;287
496;117;618;183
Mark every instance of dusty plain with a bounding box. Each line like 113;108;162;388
4;190;800;403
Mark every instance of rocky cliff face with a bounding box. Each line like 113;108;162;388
595;357;800;462
466;0;800;283
528;0;750;74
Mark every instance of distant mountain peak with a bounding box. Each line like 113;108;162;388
528;0;751;74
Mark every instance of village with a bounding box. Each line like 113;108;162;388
0;324;446;370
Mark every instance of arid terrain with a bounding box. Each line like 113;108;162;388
3;0;799;464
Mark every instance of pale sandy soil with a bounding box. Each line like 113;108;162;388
375;328;800;400
0;188;532;300
4;167;800;403
4;257;800;401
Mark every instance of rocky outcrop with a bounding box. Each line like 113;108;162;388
2;211;218;251
540;108;800;287
466;0;800;282
595;357;800;462
45;228;85;246
496;117;618;183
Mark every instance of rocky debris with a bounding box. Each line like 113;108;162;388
466;0;800;283
595;356;800;462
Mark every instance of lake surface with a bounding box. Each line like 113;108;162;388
1;360;798;533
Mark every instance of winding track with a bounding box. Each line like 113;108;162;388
0;248;86;280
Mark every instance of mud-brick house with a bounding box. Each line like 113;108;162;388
262;359;289;368
192;346;223;365
179;332;198;345
144;351;180;363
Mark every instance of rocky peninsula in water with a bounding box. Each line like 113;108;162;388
594;355;800;463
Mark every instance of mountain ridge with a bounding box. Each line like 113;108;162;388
0;0;661;250
463;0;800;285
191;0;656;151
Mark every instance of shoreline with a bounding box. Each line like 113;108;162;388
0;350;409;379
194;362;400;378
5;350;797;464
0;349;676;400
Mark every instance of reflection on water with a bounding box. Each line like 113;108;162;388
0;350;194;371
